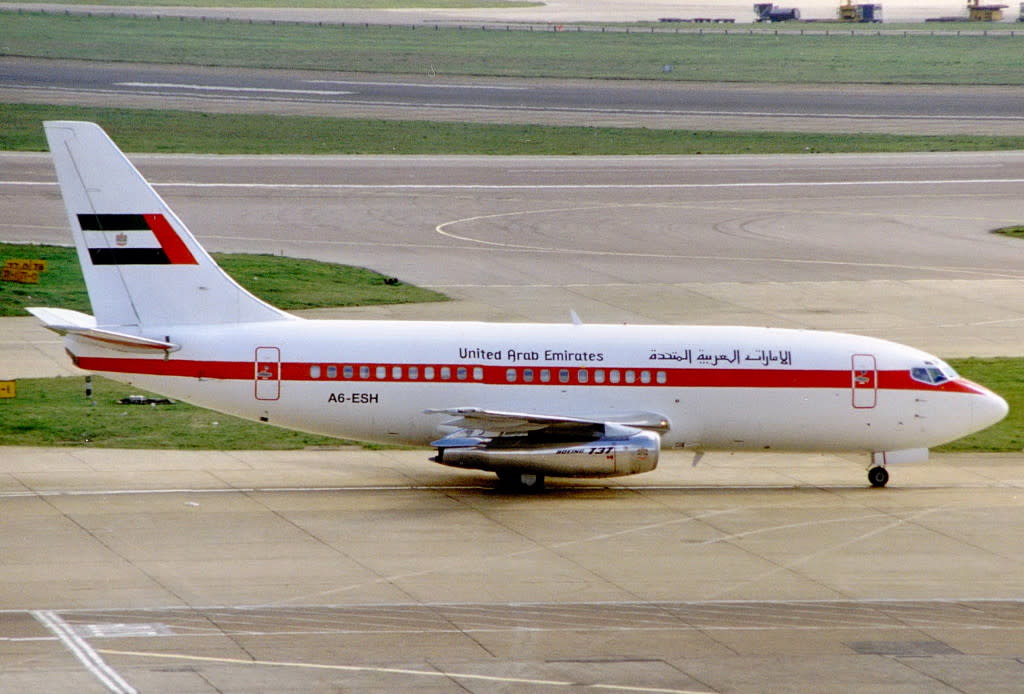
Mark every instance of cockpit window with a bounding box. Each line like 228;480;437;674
910;361;957;386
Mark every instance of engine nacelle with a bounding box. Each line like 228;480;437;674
433;430;660;478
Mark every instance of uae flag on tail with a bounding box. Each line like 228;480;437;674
78;213;198;265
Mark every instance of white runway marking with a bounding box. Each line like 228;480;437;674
8;79;1024;124
118;177;1024;190
32;611;136;694
305;78;530;91
115;81;354;96
6;177;1024;191
433;208;1024;279
95;649;708;694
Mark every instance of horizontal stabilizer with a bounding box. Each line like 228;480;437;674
27;307;179;353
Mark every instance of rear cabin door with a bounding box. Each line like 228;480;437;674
254;346;281;401
851;353;877;409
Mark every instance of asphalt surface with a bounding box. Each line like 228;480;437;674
4;149;1024;364
5;56;1024;135
3;150;1024;692
3;31;1024;690
2;447;1024;693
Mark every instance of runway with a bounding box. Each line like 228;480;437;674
3;150;1024;691
3;149;1024;368
4;56;1024;135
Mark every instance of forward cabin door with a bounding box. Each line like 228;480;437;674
851;353;877;409
255;346;281;401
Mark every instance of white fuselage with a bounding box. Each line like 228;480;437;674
66;319;1006;455
37;121;1011;487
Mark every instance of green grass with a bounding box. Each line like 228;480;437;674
0;243;91;316
992;225;1024;239
937;358;1024;452
3;12;1024;84
7;104;1024;156
0;358;1017;450
0;243;446;316
215;254;446;309
0;375;347;448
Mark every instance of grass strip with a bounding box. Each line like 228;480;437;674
3;12;1024;84
992;225;1024;239
0;358;1016;450
936;358;1024;453
0;375;348;448
6;104;1024;155
0;243;447;317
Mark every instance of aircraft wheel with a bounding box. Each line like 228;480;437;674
867;466;889;488
496;470;546;493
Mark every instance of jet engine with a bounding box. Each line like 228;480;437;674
432;426;660;478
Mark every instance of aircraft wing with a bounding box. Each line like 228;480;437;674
426;406;669;443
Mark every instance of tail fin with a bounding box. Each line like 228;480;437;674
44;121;291;328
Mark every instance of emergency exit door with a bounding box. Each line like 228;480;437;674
851;353;877;409
255;346;281;401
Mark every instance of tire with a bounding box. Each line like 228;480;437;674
867;466;889;488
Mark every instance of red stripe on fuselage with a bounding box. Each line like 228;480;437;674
77;356;250;380
71;355;984;395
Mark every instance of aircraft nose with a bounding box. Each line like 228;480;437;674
973;387;1009;431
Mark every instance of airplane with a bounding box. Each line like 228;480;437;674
30;121;1008;491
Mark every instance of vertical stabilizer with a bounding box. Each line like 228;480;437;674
44;121;291;328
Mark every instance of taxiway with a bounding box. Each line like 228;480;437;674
2;151;1023;692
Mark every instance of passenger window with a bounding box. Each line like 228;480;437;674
540;369;551;383
309;365;321;379
594;370;606;384
558;369;570;384
577;369;589;384
343;365;354;379
392;366;402;379
456;367;468;381
424;366;435;380
656;371;667;384
326;365;337;379
408;366;419;380
473;367;484;380
376;366;387;380
640;370;651;384
359;365;370;379
440;366;452;380
610;370;621;384
506;368;517;382
523;369;534;383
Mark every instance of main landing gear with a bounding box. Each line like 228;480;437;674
867;466;889;488
496;470;546;493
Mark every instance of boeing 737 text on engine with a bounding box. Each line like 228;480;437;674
31;122;1009;491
